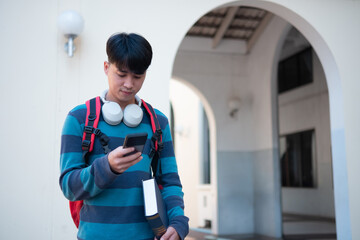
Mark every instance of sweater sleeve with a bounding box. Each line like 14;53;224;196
59;110;118;201
156;118;189;239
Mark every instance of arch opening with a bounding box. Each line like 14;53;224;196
171;1;347;239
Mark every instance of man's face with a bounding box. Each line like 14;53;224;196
104;61;146;108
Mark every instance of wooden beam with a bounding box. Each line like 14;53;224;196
246;12;273;53
212;6;238;49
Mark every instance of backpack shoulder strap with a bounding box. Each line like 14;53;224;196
82;96;111;157
141;100;163;178
82;97;101;154
70;97;110;229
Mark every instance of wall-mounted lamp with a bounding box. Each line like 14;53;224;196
228;97;241;118
57;10;84;57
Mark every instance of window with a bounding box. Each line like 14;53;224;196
279;129;316;188
278;48;313;93
200;107;211;184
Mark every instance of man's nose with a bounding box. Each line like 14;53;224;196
123;76;134;88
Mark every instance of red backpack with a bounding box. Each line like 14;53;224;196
69;96;163;228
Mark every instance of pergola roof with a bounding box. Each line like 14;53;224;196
186;6;273;52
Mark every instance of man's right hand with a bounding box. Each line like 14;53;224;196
107;146;143;174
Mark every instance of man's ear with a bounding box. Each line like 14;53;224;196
104;61;110;75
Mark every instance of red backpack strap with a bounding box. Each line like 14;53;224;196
82;97;101;153
141;100;163;153
70;97;102;229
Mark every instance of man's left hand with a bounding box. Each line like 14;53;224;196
154;226;180;240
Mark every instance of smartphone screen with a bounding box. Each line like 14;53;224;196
123;132;148;157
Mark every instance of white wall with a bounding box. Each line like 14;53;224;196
279;51;335;218
0;0;359;239
0;1;58;239
173;49;254;152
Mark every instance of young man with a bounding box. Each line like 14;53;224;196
60;33;189;240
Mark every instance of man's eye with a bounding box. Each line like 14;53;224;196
118;74;126;78
134;76;141;79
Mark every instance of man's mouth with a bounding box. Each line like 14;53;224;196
121;90;133;95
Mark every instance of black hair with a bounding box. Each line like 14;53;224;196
106;32;152;75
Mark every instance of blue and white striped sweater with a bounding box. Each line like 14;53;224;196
60;103;189;240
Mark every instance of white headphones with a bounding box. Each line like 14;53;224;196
100;89;143;127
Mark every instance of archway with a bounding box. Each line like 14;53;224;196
172;1;347;239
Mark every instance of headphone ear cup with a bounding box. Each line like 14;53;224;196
123;104;143;127
102;101;123;125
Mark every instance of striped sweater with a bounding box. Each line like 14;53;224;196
59;101;189;240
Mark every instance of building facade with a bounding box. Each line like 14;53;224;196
0;0;359;239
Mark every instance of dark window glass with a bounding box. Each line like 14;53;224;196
201;108;211;184
278;48;313;93
280;129;315;188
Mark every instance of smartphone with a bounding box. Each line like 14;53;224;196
123;132;148;157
